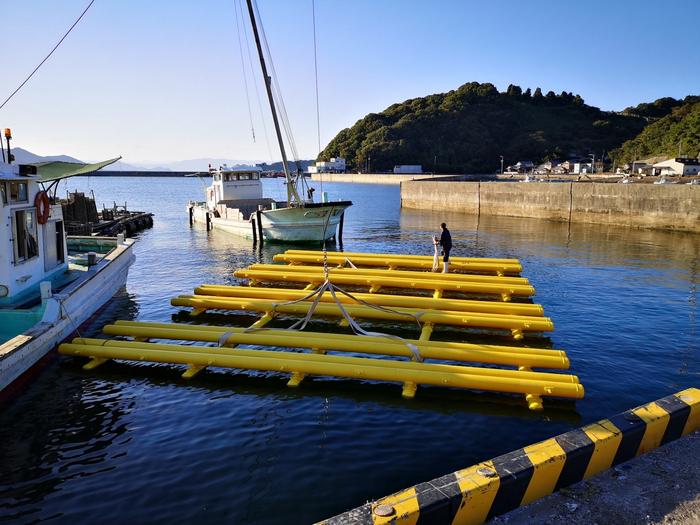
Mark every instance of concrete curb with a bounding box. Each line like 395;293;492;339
318;387;700;525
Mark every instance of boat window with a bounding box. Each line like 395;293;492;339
9;181;28;202
13;209;39;263
0;182;6;204
239;174;251;180
252;173;259;180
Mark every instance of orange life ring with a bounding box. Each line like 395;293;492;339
35;191;50;225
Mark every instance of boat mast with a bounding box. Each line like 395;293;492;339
245;0;302;206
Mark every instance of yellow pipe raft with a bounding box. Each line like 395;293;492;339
71;338;577;385
102;322;570;369
58;340;584;406
233;268;535;300
194;284;545;317
170;295;554;336
247;264;530;286
111;320;564;358
284;249;520;265
273;253;522;275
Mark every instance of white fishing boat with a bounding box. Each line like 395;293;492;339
188;165;351;242
187;0;352;243
0;136;135;393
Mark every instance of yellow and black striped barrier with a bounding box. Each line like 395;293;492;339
318;387;700;525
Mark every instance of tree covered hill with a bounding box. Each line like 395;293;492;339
319;82;648;173
612;97;700;164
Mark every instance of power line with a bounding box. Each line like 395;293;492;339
0;0;97;112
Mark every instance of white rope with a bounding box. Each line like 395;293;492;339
243;276;424;362
432;236;440;272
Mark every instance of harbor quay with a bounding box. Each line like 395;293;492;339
401;180;700;233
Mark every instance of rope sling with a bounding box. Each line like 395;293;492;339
219;214;426;362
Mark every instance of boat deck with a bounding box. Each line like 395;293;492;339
0;237;121;345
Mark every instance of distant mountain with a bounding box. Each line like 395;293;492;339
105;160;170;171
256;160;314;172
11;147;83;164
319;82;649;173
10;146;313;173
612;97;700;164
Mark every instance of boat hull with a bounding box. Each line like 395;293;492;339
190;202;351;242
0;239;136;392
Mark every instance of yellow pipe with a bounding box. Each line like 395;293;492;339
59;342;584;400
247;264;530;286
180;293;550;327
113;321;566;358
272;253;522;275
170;295;554;332
73;338;577;384
195;285;545;317
233;269;535;298
102;324;569;369
284;249;519;265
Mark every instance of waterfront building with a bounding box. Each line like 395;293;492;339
652;157;700;176
307;157;346;174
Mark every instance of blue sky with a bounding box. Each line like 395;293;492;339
2;0;699;164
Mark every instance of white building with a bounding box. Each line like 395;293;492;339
393;165;423;174
651;158;700;176
573;162;593;174
307;157;346;174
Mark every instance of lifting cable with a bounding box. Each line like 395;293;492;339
238;213;425;362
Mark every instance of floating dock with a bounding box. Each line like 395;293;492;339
59;249;583;410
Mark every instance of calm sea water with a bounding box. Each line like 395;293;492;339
0;176;698;524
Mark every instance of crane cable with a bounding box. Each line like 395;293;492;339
0;0;96;112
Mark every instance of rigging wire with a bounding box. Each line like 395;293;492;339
233;0;256;142
311;0;323;196
311;0;322;155
0;0;97;112
239;0;274;163
252;0;302;170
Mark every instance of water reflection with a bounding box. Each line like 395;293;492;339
0;367;131;522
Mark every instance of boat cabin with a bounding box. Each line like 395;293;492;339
0;161;67;305
206;166;263;209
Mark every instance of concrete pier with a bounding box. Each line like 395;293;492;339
310;173;486;185
401;181;700;233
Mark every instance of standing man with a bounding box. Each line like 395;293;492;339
439;222;452;273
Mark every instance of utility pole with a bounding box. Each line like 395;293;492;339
499;155;504;174
679;139;682;157
589;153;595;174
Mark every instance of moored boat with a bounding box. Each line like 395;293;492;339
0;148;135;393
188;165;351;242
186;0;352;243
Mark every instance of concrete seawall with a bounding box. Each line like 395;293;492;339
311;173;491;185
401;181;700;233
